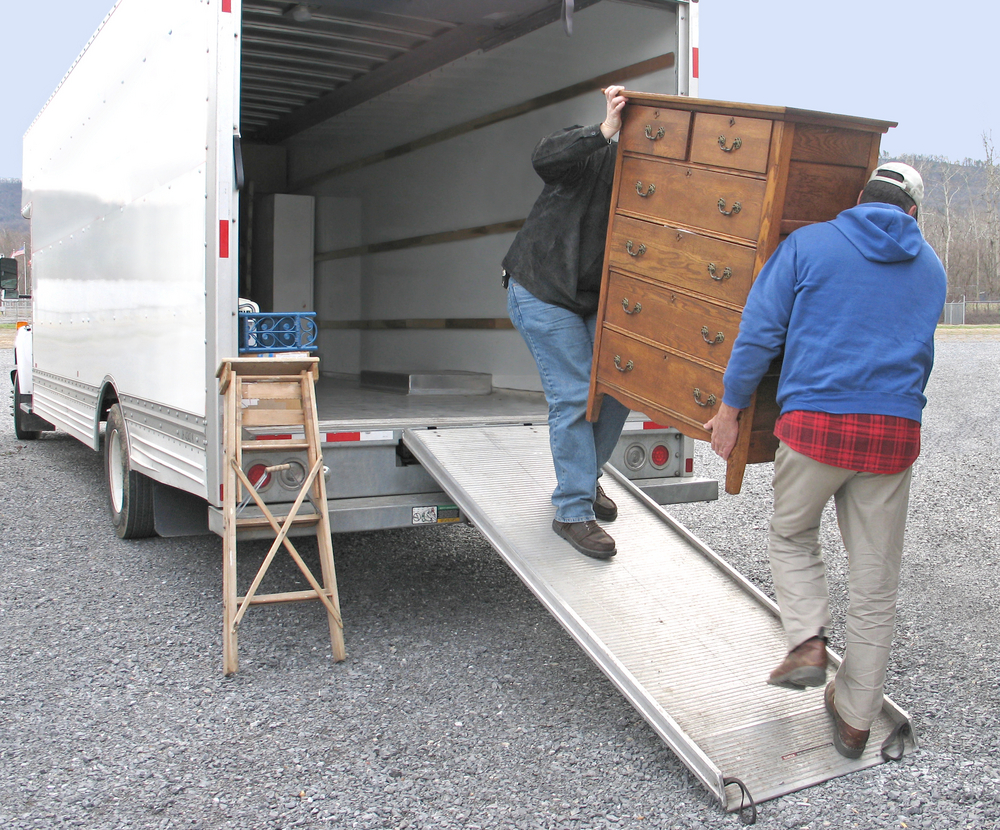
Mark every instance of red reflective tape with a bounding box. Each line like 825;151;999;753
222;0;232;12
257;434;293;441
686;458;694;473
692;47;699;79
643;421;670;430
327;432;361;443
219;220;229;258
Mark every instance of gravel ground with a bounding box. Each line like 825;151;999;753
1;331;998;830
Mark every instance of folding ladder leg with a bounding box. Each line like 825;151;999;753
302;370;346;661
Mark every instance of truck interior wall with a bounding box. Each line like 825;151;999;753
279;1;678;391
314;196;362;376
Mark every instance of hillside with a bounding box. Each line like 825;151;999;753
0;154;992;229
0;179;29;233
885;154;994;215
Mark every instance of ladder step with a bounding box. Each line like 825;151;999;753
235;513;322;529
241;439;311;451
241;409;306;428
236;373;312;382
238;589;333;605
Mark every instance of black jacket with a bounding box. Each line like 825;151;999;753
502;123;616;316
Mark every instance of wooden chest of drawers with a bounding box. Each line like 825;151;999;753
587;93;895;493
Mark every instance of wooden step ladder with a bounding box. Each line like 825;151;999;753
217;356;346;675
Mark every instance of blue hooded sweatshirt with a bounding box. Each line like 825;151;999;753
722;202;947;422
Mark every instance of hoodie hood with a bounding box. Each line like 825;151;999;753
830;202;924;263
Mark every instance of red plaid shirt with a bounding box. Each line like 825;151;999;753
775;411;921;474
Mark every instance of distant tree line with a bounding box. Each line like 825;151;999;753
0;179;29;262
2;143;999;319
889;134;1000;314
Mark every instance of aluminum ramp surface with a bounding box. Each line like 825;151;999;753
402;425;916;812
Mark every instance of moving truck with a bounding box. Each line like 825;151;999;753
13;0;714;539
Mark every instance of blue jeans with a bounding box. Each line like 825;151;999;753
507;280;630;523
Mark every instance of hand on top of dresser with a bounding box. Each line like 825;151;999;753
704;402;741;461
601;85;628;140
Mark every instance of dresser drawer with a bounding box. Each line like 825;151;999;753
690;112;773;173
618;156;767;241
603;271;740;369
619;105;690;160
607;214;756;305
595;328;724;434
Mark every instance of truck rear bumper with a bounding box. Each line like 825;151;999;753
207;476;719;539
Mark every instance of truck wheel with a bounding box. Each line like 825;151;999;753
13;371;41;441
105;403;155;539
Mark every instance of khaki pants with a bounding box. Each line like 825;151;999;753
768;443;912;730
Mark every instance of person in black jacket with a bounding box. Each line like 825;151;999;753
502;85;629;559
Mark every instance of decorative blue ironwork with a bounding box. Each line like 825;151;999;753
238;312;318;354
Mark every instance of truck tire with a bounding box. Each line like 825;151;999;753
105;403;156;539
13;371;41;441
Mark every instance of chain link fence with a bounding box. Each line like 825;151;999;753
942;300;1000;326
1;298;32;324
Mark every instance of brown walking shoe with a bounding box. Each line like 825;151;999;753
593;484;618;522
767;636;828;688
552;519;617;559
825;681;870;759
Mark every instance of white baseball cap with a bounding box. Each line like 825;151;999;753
868;161;924;207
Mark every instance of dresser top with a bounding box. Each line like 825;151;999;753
622;91;897;134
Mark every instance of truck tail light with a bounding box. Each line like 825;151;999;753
246;463;272;489
650;444;670;468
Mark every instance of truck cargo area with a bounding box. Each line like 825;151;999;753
214;371;716;537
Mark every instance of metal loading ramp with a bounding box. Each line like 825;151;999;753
402;425;916;813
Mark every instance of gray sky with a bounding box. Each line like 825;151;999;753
699;0;998;164
2;0;997;179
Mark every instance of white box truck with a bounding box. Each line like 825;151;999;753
14;0;714;540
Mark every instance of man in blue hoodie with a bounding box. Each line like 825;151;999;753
704;162;946;759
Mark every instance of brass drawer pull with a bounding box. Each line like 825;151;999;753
613;355;634;373
707;262;732;281
717;134;743;153
701;326;725;345
693;388;717;407
717;198;742;216
635;180;656;198
625;240;646;257
645;124;665;141
622;298;642;315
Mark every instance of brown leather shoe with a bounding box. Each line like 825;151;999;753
552;519;617;559
767;636;827;688
593;484;618;522
825;681;870;759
